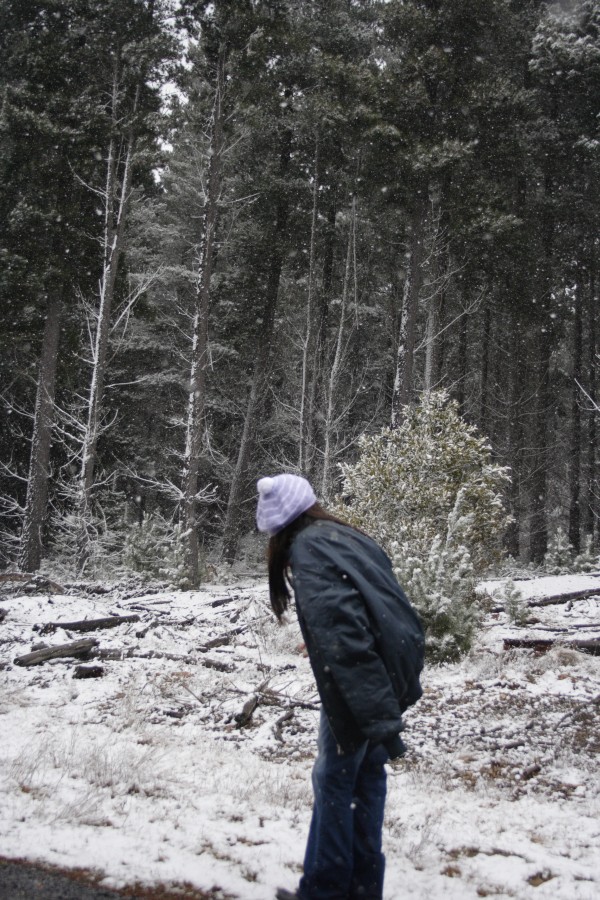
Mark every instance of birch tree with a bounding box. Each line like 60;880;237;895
77;70;140;569
75;2;169;570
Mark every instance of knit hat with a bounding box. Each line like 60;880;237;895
256;474;317;535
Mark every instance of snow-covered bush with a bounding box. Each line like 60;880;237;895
497;579;528;626
122;515;198;589
543;526;573;575
336;391;512;661
572;535;600;573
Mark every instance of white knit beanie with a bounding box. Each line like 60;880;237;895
256;474;317;535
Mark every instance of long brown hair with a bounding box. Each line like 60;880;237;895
267;503;350;621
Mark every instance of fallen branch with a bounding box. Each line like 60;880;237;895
504;637;600;656
198;624;249;652
235;694;259;728
273;709;294;743
38;614;140;635
14;638;98;667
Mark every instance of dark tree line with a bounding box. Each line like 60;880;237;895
1;0;599;582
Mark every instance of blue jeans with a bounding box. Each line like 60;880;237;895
299;710;388;900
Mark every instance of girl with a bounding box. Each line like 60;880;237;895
256;474;424;900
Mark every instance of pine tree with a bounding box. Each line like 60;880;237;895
337;391;512;658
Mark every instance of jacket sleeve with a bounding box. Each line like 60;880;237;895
291;531;404;749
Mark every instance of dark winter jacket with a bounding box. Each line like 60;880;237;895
289;519;424;756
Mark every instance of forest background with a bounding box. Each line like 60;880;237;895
1;0;599;588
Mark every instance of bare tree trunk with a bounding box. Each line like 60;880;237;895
221;252;284;562
583;264;597;543
391;188;427;425
456;291;469;414
77;67;139;570
422;191;443;394
568;282;583;553
529;328;551;563
423;286;442;394
308;197;336;486
505;314;524;558
320;197;356;499
479;300;492;436
182;48;225;586
221;129;292;562
19;290;63;572
298;135;320;474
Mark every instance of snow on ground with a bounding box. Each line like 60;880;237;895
0;574;599;899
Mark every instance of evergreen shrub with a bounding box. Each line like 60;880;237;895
336;391;512;661
123;515;197;589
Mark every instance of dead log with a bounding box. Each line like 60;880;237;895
527;588;600;607
14;638;98;667
73;665;104;679
504;637;600;656
38;614;140;635
91;647;194;663
0;572;65;593
201;657;235;673
211;595;237;608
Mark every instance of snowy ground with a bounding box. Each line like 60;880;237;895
0;573;599;899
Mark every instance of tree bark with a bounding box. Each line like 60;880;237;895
504;637;600;655
14;638;98;667
568;282;583;553
528;328;551;563
77;64;139;571
39;614;140;635
221;128;292;562
391;187;428;425
309;196;337;485
182;46;226;586
505;314;524;558
479;300;492;437
298;134;320;474
583;263;597;542
19;290;63;572
456;291;469;415
320;196;356;499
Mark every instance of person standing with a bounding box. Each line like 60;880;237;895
256;474;425;900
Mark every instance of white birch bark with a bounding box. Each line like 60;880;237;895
77;62;139;570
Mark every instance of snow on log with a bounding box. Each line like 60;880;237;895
38;614;140;635
14;638;99;667
504;637;600;655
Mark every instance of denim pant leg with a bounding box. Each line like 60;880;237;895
349;742;388;899
300;711;387;900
